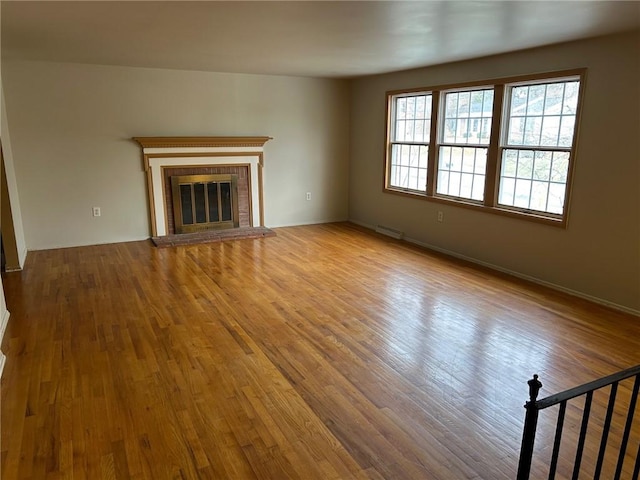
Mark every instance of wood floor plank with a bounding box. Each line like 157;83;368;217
1;222;638;479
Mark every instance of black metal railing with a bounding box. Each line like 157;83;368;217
516;364;640;480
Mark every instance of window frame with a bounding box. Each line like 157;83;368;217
383;69;586;227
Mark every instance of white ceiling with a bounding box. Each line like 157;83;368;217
2;1;639;79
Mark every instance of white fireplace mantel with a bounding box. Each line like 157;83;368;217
133;136;271;237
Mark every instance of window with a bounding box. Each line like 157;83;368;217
437;88;493;201
499;80;580;215
384;70;584;226
388;93;432;192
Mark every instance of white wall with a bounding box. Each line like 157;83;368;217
1;83;28;268
349;31;640;313
1;61;350;249
0;82;9;377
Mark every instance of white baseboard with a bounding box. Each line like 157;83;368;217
270;218;349;228
0;309;9;345
0;309;9;378
18;246;28;269
349;219;640;316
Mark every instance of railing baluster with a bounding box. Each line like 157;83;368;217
594;382;618;480
571;390;593;480
614;373;640;480
547;400;566;480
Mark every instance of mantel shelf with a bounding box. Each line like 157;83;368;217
132;136;272;149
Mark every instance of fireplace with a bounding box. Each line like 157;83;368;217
133;136;271;238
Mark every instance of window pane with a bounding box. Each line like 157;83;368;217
471;175;485;201
508;116;524;145
540;116;560;145
396;97;406;119
499;177;515;205
399;166;410;186
550;151;570;182
457;91;471;117
438;171;449;193
393;93;433;143
563;81;580;115
415;95;425;118
395;120;405;141
523;116;542;145
415;120;424;142
461;150;475;173
418;168;427;191
449;172;462;196
527;85;545;115
389;143;428;191
559;115;575;147
460;173;474;198
502;149;517;177
405;121;415;141
444;119;457;143
516;150;534;178
406;96;416;120
442;88;493;145
437;146;486;201
511;86;528;115
470;91;484;116
532;151;552;181
505;79;580;148
418;145;429;169
474;153;486;175
544;83;564;115
499;148;570;215
450;147;462;171
446;93;458;118
548;183;566;214
514;179;532;208
530;181;549;212
456;118;469;143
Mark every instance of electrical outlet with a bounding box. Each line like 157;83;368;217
306;192;311;201
92;207;101;217
437;211;443;222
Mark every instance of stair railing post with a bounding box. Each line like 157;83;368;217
517;375;543;480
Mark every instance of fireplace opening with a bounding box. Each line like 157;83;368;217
171;174;240;234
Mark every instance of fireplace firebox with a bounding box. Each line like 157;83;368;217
171;174;240;233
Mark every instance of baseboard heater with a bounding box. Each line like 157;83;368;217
375;225;404;240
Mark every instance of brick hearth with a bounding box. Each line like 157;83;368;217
151;226;276;248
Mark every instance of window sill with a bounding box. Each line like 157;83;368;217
383;187;567;228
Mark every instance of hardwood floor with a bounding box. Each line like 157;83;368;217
1;222;638;479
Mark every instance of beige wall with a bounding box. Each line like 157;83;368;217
349;31;640;313
1;61;350;249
